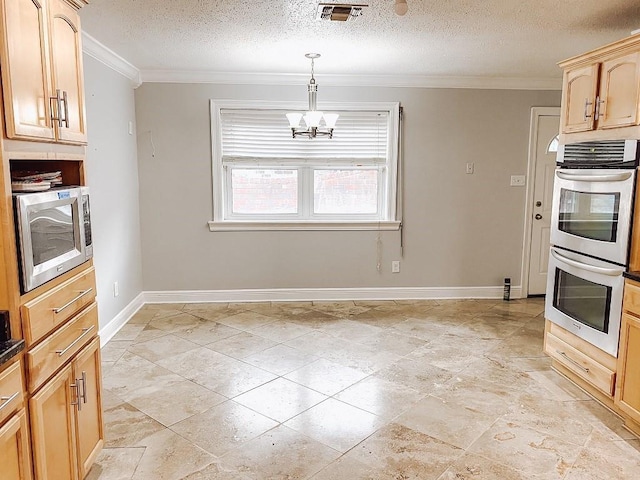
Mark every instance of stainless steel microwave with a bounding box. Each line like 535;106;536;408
13;186;93;293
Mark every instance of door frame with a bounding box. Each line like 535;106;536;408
519;106;560;298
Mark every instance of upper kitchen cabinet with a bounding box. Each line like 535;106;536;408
0;0;88;145
559;34;640;142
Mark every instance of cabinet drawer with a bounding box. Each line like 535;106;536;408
0;362;24;425
545;332;616;396
26;302;97;393
624;280;640;317
22;267;96;346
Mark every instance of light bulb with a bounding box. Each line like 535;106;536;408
304;111;323;128
323;113;339;128
286;112;303;128
394;0;408;16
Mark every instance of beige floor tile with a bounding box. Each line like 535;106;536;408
103;352;185;401
132;429;216;480
249;320;315;342
85;447;145;480
100;340;132;363
126;309;157;324
243;344;318;375
170;400;278;456
407;340;485;373
490;299;545;317
111;324;146;342
375;357;454;393
396;395;498;449
489;327;545;358
220;425;341;479
103;400;165;448
216;311;278;330
317;340;402;374
565;430;640;480
352;329;429;356
310;301;371;318
126;334;200;363
525;369;592;401
431;374;519;416
335;375;425;419
206;331;277;359
126;379;227;427
284;358;369;396
156;347;277;397
234;377;327;422
345;423;463;480
563;399;637;441
181;462;253;480
447;315;523;339
147;311;204;333
173;321;241;345
285;398;385;452
182;302;244;322
458;355;536;390
467;419;583;478
436;453;533;480
129;326;168;345
308;455;374;480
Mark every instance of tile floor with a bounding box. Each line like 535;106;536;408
89;299;640;480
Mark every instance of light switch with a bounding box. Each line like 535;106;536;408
510;175;526;186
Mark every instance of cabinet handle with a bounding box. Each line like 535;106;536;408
583;98;594;120
62;90;70;128
50;89;64;128
79;371;88;405
556;350;590;373
53;288;93;314
595;96;606;121
70;383;81;411
55;325;95;357
0;392;19;411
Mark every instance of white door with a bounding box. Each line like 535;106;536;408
528;113;560;295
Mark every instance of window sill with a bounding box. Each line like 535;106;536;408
208;220;401;232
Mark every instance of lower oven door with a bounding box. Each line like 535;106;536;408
545;247;623;357
550;168;635;265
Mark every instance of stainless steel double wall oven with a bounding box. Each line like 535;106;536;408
545;140;640;356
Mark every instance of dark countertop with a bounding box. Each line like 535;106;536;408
624;271;640;282
0;339;25;367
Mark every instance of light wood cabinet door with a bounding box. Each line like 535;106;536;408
598;51;640;129
615;312;640;424
561;64;600;134
0;0;55;140
0;411;33;480
30;365;78;480
48;0;86;144
73;337;104;479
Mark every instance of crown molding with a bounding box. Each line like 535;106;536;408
82;32;142;87
140;69;561;90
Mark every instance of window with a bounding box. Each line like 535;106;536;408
209;100;401;231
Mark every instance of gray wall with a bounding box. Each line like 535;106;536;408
83;55;143;327
134;83;560;292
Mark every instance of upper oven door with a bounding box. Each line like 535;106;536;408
550;168;636;265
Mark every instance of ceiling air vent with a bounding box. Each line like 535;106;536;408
316;3;368;21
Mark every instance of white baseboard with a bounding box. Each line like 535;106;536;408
143;285;524;304
100;286;525;346
99;293;145;347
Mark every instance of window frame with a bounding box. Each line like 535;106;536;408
209;99;401;232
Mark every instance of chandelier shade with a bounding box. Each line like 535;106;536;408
286;53;338;139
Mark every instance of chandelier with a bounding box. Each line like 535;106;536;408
286;53;338;139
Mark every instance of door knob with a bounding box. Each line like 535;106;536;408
535;201;542;207
535;214;542;220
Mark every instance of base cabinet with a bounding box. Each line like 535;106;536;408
30;338;103;480
0;410;33;480
615;312;640;424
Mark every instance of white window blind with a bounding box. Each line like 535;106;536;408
220;109;389;161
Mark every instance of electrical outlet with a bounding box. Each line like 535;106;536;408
113;281;119;297
510;175;526;186
392;261;400;273
466;162;474;174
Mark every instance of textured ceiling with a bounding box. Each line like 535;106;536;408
79;0;640;85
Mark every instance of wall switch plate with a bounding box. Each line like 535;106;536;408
510;175;526;186
391;261;400;273
113;281;119;297
128;121;134;135
466;162;474;174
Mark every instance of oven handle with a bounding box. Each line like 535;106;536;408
555;171;633;183
550;248;624;277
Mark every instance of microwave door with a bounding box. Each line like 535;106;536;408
550;169;635;265
18;194;84;292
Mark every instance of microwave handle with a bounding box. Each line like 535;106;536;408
550;248;624;277
555;171;633;183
